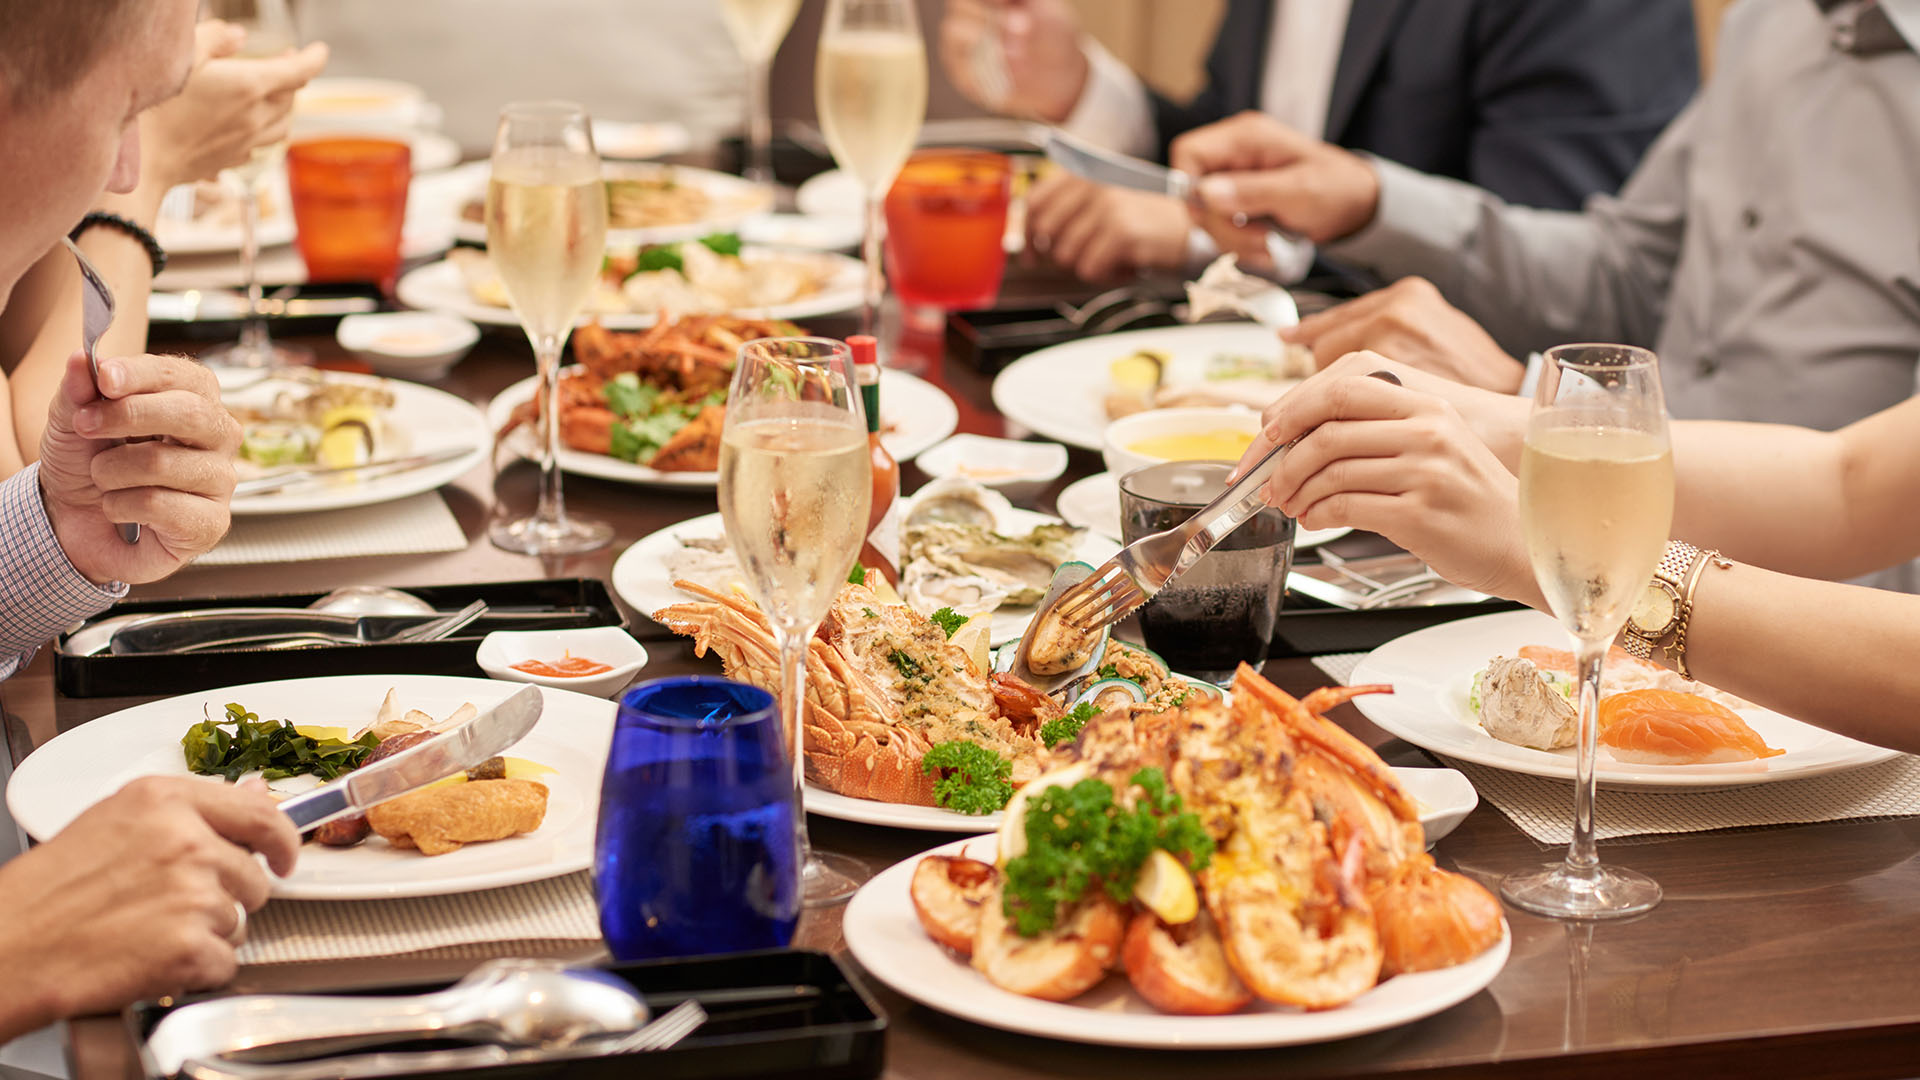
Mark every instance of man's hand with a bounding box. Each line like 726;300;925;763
1169;111;1380;249
39;352;241;584
1285;278;1526;393
1233;354;1542;607
144;22;329;190
940;0;1087;120
1027;174;1190;280
0;777;299;1041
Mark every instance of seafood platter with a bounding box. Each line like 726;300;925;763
838;664;1509;1046
617;476;1119;646
486;318;957;488
1349;610;1901;789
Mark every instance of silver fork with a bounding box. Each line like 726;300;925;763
63;237;140;546
1055;370;1402;633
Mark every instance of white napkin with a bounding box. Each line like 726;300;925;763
198;492;466;566
238;871;600;965
1310;652;1920;845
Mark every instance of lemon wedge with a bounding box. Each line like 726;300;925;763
949;614;993;676
994;761;1091;865
1134;848;1199;925
868;573;905;606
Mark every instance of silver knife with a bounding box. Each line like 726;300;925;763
276;684;544;830
149;291;382;323
1041;128;1316;280
234;446;472;498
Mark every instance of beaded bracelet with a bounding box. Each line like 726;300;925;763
69;211;167;277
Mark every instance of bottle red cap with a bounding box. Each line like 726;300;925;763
848;335;879;368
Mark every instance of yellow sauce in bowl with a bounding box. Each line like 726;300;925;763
1124;430;1255;462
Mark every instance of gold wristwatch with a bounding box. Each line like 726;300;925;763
1620;540;1728;679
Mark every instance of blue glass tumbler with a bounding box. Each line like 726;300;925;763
595;676;801;961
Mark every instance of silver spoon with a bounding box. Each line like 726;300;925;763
146;959;650;1075
63;237;139;545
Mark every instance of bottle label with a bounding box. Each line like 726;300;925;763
860;379;882;435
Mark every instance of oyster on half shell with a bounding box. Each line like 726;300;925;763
904;475;1013;532
901;520;1081;608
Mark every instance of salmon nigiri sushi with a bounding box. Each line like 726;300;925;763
1597;689;1784;765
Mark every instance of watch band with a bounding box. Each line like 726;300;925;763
69;211;167;277
1621;540;1731;679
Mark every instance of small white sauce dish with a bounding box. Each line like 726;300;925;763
336;310;479;381
1101;406;1263;479
476;626;649;699
916;434;1068;495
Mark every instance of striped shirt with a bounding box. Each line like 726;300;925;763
0;463;125;680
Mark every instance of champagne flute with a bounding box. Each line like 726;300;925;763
718;338;873;906
1502;343;1674;919
720;0;804;186
816;0;928;336
199;0;311;369
485;102;614;556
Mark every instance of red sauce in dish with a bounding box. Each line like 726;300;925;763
512;656;613;678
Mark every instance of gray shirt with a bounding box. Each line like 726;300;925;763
1328;0;1920;431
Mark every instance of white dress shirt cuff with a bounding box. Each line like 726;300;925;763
1323;156;1491;282
0;463;126;681
1059;36;1159;160
1517;352;1547;398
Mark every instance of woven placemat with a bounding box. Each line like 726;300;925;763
200;492;466;566
1309;653;1920;845
238;871;600;966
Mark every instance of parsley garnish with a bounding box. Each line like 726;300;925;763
1096;664;1121;680
698;232;743;256
889;650;924;681
1038;701;1097;749
929;607;967;638
847;563;867;585
181;703;380;783
921;740;1014;815
634;245;684;274
862;607;878;618
1002;768;1213;936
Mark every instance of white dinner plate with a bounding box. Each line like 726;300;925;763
613;500;1119;646
226;370;489;516
154;179;297;256
5;675;615;900
805;765;1478;841
843;834;1509;1048
449;162;773;248
1055;470;1350;549
795;168;864;220
992;323;1288;451
395;248;865;332
1348;610;1904;790
484;366;956;490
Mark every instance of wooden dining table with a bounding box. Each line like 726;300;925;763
8;309;1920;1080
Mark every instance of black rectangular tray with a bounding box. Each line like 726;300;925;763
125;949;886;1080
1267;591;1524;658
55;578;625;698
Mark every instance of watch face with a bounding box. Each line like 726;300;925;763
1630;584;1678;637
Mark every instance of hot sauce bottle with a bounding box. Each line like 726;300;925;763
850;335;900;585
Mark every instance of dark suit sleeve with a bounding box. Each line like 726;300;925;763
1146;0;1262;162
1463;0;1699;207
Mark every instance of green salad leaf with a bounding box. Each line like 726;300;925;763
698;232;743;256
182;703;380;783
634;245;684;274
921;740;1014;815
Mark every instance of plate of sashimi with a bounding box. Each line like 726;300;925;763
1347;610;1902;790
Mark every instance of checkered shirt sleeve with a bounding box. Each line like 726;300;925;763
0;464;125;680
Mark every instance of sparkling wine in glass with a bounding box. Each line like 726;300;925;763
485;101;614;556
200;0;311;369
1502;343;1674;920
816;0;928;335
720;0;803;186
718;337;873;906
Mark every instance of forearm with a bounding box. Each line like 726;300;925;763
1325;159;1666;356
1678;562;1920;753
7;184;165;464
